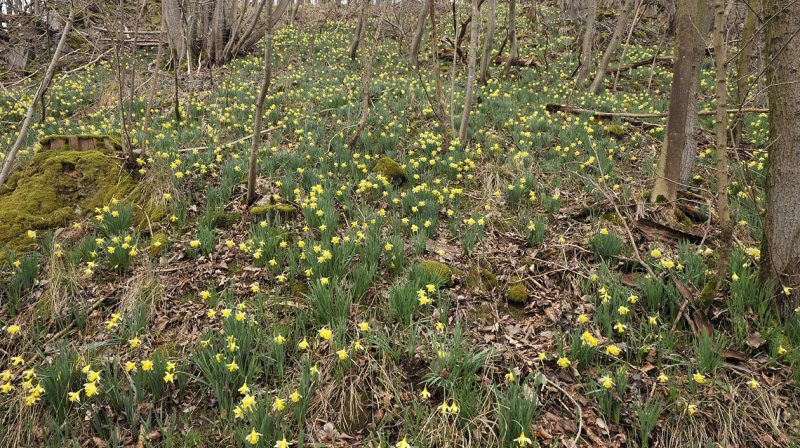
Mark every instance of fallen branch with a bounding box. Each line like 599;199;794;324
545;103;768;119
490;53;543;67
607;55;673;74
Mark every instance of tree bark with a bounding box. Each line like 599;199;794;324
458;0;479;143
162;0;186;64
501;0;517;78
0;6;74;189
409;0;431;68
430;0;451;151
350;0;388;148
589;0;636;94
760;0;800;311
576;0;598;85
246;0;273;206
651;0;710;203
712;0;731;294
349;0;367;61
478;0;496;85
734;0;756;147
678;0;713;188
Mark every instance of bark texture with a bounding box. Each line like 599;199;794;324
712;0;731;293
246;0;274;206
501;0;517;78
478;0;496;84
576;0;598;85
761;0;800;310
409;0;432;68
651;0;710;203
458;0;480;143
734;0;757;146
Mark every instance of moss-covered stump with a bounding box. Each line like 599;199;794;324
507;283;530;304
249;204;296;220
39;134;122;152
373;157;407;186
0;148;136;251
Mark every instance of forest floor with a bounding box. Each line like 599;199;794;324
0;3;798;448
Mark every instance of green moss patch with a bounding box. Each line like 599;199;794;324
373;157;407;186
249;204;296;220
507;283;530;304
0;148;137;250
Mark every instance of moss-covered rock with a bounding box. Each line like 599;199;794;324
373;157;407;186
418;260;461;286
215;212;242;229
0;148;137;251
249;204;296;220
605;124;627;138
149;232;169;258
507;283;530;304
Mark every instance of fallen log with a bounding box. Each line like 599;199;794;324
545;103;767;119
607;55;673;74
490;53;543;67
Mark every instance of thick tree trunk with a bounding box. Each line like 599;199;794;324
246;0;273;206
651;0;709;203
458;0;479;143
712;0;731;293
478;0;496;85
734;0;756;147
501;0;517;78
760;0;800;311
0;7;74;189
409;0;432;68
162;0;186;64
678;0;713;188
589;0;636;94
576;0;598;85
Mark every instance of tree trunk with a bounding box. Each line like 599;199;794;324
734;0;756;147
430;0;451;151
712;0;732;294
760;0;800;311
589;0;636;94
0;7;74;189
458;0;479;143
678;0;713;188
350;0;388;148
478;0;496;84
409;0;432;68
651;0;709;203
576;0;598;85
291;0;301;23
349;0;367;61
162;0;186;64
246;0;273;206
501;0;517;78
